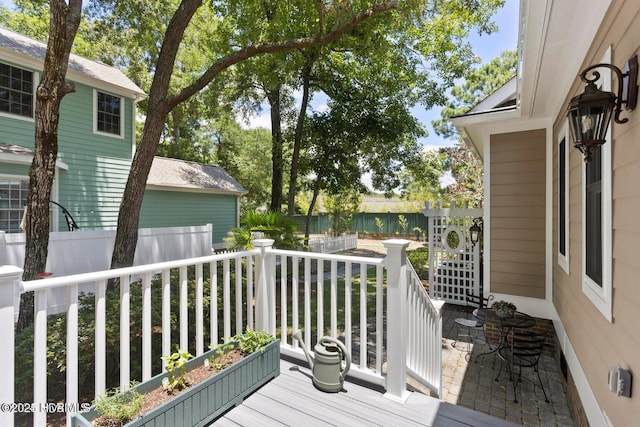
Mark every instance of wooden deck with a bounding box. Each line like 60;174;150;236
212;358;517;426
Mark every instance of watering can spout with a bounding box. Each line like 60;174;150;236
292;330;314;370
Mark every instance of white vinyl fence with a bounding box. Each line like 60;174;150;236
0;225;213;315
306;233;358;253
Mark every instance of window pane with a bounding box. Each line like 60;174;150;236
559;138;566;255
585;148;602;285
0;178;28;233
96;91;122;135
0;62;33;118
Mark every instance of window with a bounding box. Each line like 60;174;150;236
581;47;612;321
558;123;569;273
0;177;28;233
0;62;34;118
95;90;123;137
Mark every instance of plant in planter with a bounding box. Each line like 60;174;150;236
492;300;517;318
92;383;143;425
161;349;193;392
72;329;280;427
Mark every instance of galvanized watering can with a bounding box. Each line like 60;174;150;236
292;330;351;393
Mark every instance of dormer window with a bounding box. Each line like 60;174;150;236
94;90;123;137
0;62;34;119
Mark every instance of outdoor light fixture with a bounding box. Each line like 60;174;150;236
469;218;482;247
566;55;638;162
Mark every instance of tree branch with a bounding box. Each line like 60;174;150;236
167;1;399;108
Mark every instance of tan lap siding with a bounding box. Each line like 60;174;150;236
490;129;546;298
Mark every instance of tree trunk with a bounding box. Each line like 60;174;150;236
110;106;170;270
267;87;283;212
288;55;317;217
18;0;82;331
304;175;322;241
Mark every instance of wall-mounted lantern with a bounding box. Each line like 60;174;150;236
469;218;482;247
566;55;638;162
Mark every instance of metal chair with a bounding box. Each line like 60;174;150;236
452;291;494;361
497;330;550;403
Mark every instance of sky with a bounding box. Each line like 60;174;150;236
0;0;519;149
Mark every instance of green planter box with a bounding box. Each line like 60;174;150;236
72;340;280;427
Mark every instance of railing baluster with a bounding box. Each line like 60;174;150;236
223;259;231;338
95;279;106;398
142;273;152;381
179;266;188;351
247;255;253;329
196;263;204;356
280;255;287;344
359;262;367;369
33;289;47;426
162;269;170;370
330;260;337;338
317;258;324;337
375;264;383;374
304;258;311;345
66;283;79;418
345;262;352;356
120;275;131;390
292;256;299;347
210;261;218;347
235;257;243;334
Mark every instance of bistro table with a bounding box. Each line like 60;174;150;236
472;308;536;367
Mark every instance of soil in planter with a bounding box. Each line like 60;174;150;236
92;349;245;427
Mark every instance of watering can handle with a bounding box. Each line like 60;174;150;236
319;337;351;377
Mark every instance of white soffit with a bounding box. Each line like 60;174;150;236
520;0;612;120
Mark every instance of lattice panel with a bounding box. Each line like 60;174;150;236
422;202;483;305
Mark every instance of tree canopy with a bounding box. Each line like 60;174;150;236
0;0;509;269
401;49;517;207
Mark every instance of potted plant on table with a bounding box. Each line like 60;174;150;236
72;329;279;427
492;300;517;318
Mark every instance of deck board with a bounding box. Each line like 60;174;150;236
211;359;518;426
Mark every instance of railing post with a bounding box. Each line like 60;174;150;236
383;239;411;403
252;239;274;333
0;265;21;427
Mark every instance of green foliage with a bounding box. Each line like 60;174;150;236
432;50;518;140
161;349;193;392
229;329;275;355
209;341;235;371
93;384;144;424
398;215;408;234
374;217;384;234
226;211;303;250
324;190;362;236
408;247;429;279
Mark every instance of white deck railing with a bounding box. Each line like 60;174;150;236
0;238;442;426
306;232;358;253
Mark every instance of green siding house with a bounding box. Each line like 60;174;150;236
0;27;244;247
141;157;246;247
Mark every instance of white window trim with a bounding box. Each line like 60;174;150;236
581;47;612;322
558;121;570;273
93;89;125;139
0;173;61;232
0;66;37;123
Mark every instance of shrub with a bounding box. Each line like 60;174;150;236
408;247;429;279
